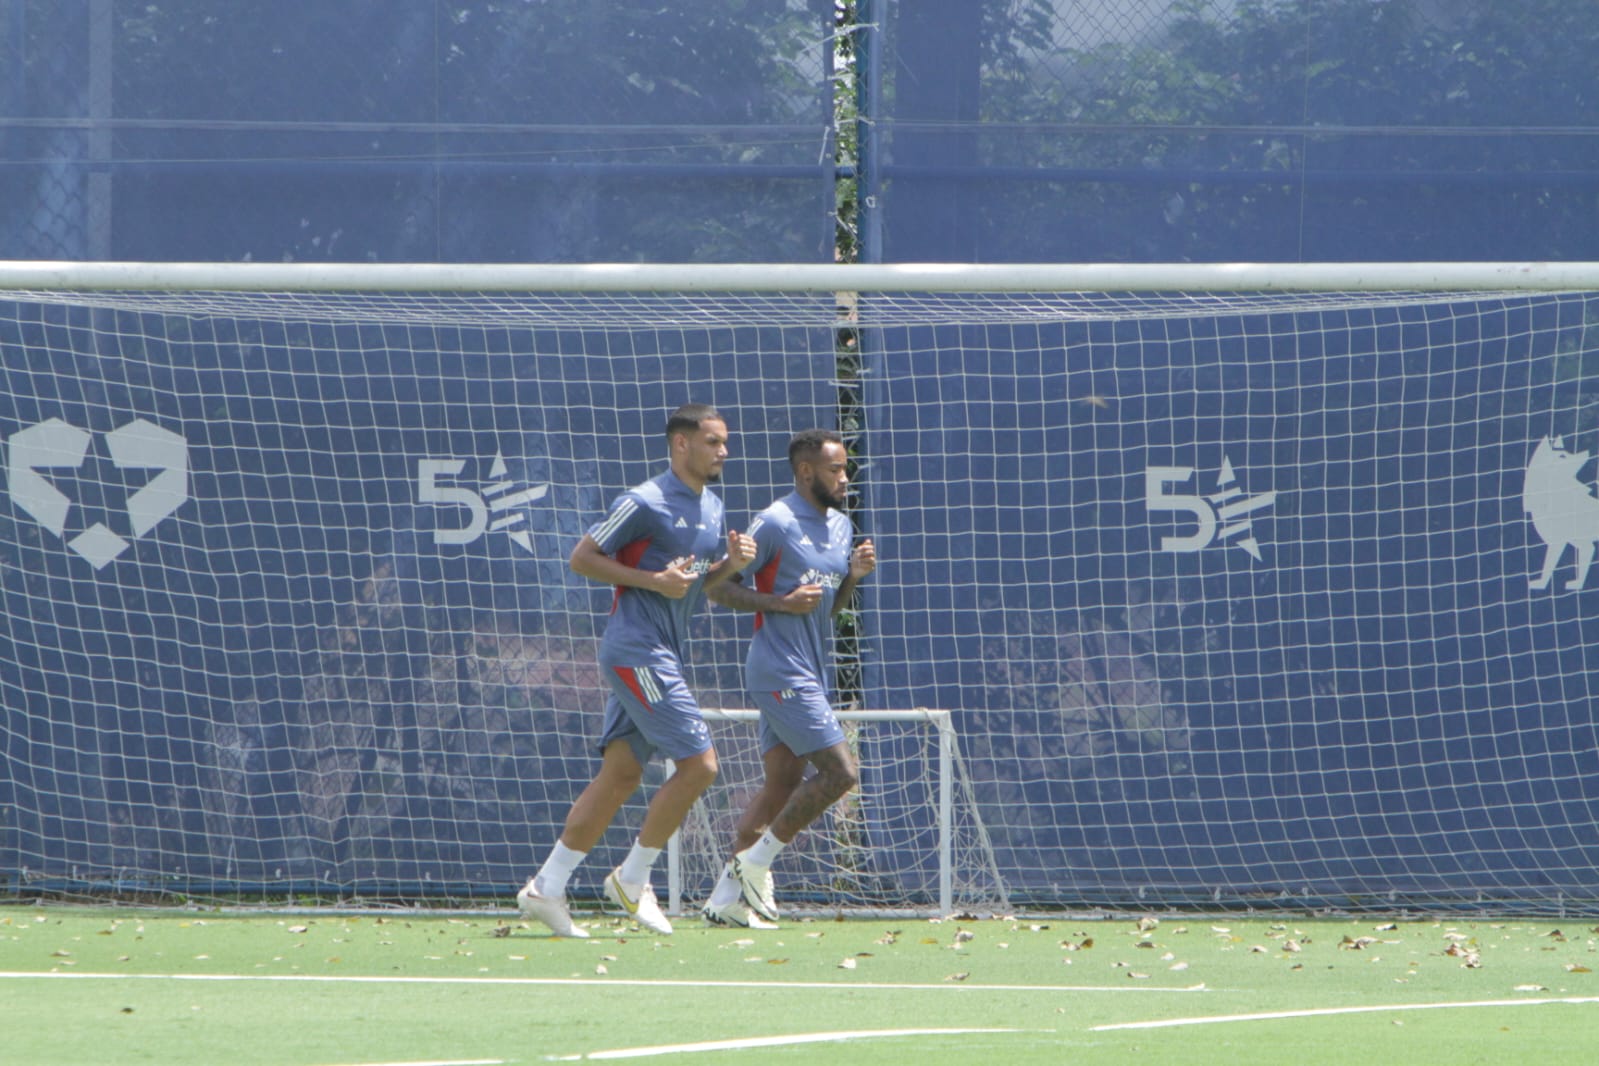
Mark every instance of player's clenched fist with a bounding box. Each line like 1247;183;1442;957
655;555;699;599
850;538;877;579
726;529;756;571
780;584;825;615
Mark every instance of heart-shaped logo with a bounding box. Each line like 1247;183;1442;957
6;417;189;569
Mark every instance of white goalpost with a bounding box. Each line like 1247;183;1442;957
5;260;1599;916
664;708;994;918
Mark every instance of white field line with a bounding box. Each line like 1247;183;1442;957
1093;995;1599;1031
320;1061;503;1066
547;1028;1022;1061
0;970;1204;994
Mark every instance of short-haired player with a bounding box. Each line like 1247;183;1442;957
516;404;756;936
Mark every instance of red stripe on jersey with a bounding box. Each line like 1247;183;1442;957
752;548;782;632
610;537;652;613
612;666;651;710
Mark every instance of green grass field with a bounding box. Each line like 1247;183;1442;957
3;903;1596;1064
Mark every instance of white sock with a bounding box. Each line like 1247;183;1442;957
618;840;662;887
534;840;586;897
708;863;742;908
741;829;786;867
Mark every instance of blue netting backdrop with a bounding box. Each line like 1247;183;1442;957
861;293;1599;909
0;299;835;894
5;290;1599;909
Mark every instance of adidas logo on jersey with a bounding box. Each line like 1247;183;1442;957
675;517;689;528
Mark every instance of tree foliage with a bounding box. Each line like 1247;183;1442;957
924;0;1599;261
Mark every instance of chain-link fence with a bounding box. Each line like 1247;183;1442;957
876;0;1599;261
2;0;836;262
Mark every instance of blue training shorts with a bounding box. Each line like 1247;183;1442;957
751;679;845;758
597;656;712;765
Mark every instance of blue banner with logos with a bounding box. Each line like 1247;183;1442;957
861;293;1599;907
0;302;833;893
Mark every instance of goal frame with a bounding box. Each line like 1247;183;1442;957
664;707;965;917
1;260;1598;294
8;259;1599;915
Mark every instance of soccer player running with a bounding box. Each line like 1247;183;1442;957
702;428;876;928
517;404;756;937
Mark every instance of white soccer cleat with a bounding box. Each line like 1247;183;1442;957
701;898;779;930
516;878;589;938
731;849;779;922
604;867;674;935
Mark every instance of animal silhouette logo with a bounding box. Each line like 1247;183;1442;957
1524;435;1599;591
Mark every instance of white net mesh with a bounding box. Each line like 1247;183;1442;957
4;273;1598;915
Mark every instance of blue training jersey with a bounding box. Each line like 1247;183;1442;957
587;469;725;666
741;491;853;691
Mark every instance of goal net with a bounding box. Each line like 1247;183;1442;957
0;265;1010;914
3;261;1598;916
667;708;1003;917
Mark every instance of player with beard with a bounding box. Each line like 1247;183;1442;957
702;428;876;927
